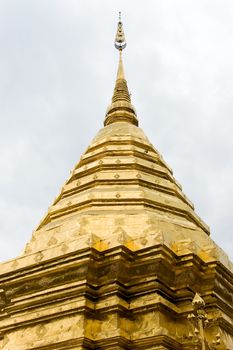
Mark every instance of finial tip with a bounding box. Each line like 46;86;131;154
114;12;126;51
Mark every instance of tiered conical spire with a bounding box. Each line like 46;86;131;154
104;13;138;126
18;14;225;257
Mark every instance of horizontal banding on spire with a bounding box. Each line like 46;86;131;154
104;20;138;127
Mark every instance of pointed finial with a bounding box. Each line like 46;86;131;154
115;12;126;51
104;14;138;127
192;293;205;309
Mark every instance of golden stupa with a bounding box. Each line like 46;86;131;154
0;16;232;350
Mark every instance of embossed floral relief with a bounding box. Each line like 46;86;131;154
118;315;134;340
1;315;85;349
131;311;161;339
84;317;101;340
100;313;118;339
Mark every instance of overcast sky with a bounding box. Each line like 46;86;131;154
0;0;233;262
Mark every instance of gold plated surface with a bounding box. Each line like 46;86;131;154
0;16;232;350
105;14;138;127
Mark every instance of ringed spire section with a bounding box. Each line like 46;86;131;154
104;14;138;127
114;12;126;51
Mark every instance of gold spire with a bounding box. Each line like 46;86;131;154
116;50;125;80
104;13;138;127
